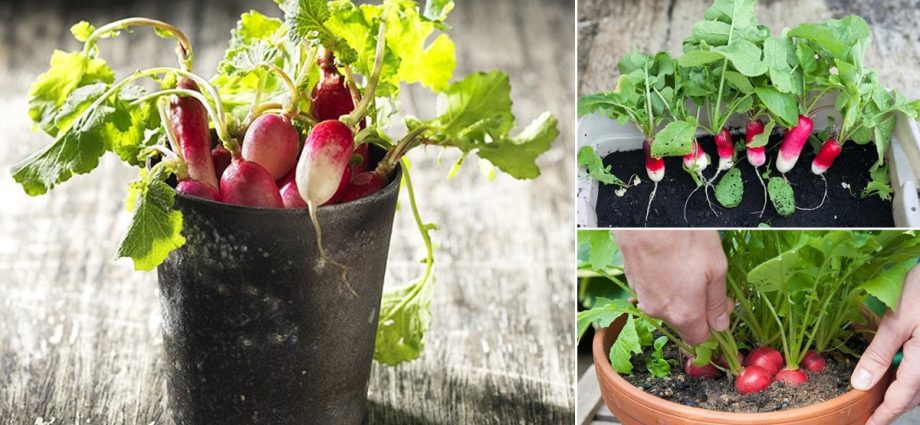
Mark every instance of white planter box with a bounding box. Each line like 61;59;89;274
577;110;920;228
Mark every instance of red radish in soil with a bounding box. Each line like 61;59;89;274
169;78;219;190
745;120;766;167
744;346;784;376
682;140;710;171
736;366;773;394
310;51;355;122
339;169;389;203
220;159;284;208
212;145;232;178
177;179;220;202
811;138;842;175
714;128;735;170
644;139;665;182
241;113;300;180
776;115;815;174
684;357;719;379
296;120;355;208
801;350;826;373
775;368;809;386
278;170;307;209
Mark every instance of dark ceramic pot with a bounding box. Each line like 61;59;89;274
157;162;401;425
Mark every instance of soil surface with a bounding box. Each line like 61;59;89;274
624;344;858;413
595;132;895;227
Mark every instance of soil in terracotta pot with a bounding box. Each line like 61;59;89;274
624;344;861;413
594;133;894;228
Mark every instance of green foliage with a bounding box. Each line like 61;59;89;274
767;177;795;217
578;146;627;187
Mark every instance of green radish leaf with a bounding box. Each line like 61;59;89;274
646;335;672;378
715;39;767;77
423;71;557;179
723;71;753;94
423;0;454;21
374;272;436;365
116;170;185;271
748;119;775;148
763;37;796;94
28;50;115;137
70;21;96;42
715;168;744;208
576;298;633;340
610;315;642;375
768;177;795;217
679;50;724;67
652;120;695;157
579;229;618;272
282;0;359;63
578;146;626;187
860;259;913;311
754;87;798;128
873;115;896;169
862;165;893;200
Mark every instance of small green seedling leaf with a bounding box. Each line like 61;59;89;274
862;165;893;200
646;335;672;378
610;315;642;374
578;146;626;187
715;168;744;208
768;177;795;217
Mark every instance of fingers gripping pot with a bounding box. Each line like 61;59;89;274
157;164;402;425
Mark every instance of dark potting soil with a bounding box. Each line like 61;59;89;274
594;133;895;227
624;344;858;413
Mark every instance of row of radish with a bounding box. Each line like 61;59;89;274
172;52;387;211
685;346;825;394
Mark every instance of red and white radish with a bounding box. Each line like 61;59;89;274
743;346;784;376
745;120;766;167
714;128;735;170
801;350;826;373
220;158;284;208
811;138;842;175
684;357;719;379
776;115;814;174
775;368;808;386
310;51;356;122
296;120;356;207
682;140;710;171
177;179;220;202
644;139;664;182
735;366;773;394
241;113;300;180
169;78;219;190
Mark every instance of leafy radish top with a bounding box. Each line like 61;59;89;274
11;0;559;366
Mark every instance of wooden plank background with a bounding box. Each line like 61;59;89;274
0;0;576;423
578;0;920;98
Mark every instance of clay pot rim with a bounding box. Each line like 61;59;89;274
593;325;882;422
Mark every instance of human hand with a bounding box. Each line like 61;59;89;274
612;230;731;345
852;265;920;425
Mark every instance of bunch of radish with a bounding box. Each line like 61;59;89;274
171;54;387;211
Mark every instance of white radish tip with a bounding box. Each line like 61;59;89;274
811;163;827;175
647;168;664;182
747;151;766;167
776;153;797;174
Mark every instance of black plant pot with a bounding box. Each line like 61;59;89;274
157;165;401;425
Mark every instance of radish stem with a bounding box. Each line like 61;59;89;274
82;18;194;71
344;22;387;128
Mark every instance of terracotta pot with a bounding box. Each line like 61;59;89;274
593;317;893;425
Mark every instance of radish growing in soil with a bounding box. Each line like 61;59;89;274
643;139;664;221
745;118;769;217
682;140;718;221
775;368;808;386
801;350;826;373
744;346;784;376
735;365;773;394
776;114;814;174
684;356;719;379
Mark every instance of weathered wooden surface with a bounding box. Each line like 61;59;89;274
578;0;920;98
0;0;576;423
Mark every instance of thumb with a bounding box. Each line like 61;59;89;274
706;271;730;333
852;315;904;391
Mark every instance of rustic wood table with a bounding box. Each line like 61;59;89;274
578;0;920;98
0;0;576;423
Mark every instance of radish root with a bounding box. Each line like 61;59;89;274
754;166;767;218
307;202;356;296
797;174;828;211
645;182;658;224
